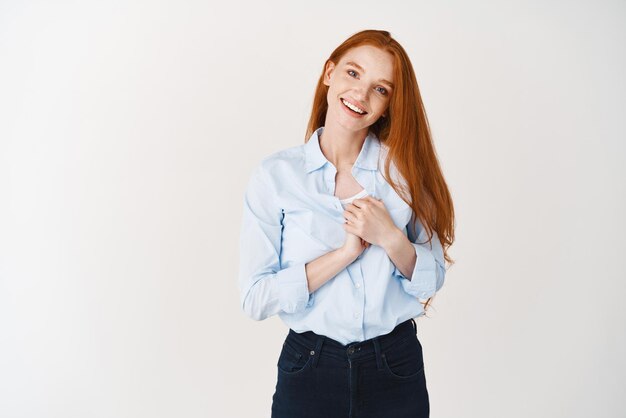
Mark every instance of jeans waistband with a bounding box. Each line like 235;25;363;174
285;318;418;370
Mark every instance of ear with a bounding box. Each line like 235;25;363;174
323;60;336;87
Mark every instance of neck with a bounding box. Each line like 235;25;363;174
318;122;368;171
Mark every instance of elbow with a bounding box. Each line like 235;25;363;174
241;298;268;321
246;311;267;321
240;287;269;321
239;271;286;321
435;265;446;293
239;270;276;321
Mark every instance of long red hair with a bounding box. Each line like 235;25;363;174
305;29;455;312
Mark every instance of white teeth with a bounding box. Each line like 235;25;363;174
341;98;365;114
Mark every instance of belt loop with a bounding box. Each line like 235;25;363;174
372;337;383;371
411;318;417;334
311;335;325;368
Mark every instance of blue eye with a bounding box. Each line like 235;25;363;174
348;69;388;96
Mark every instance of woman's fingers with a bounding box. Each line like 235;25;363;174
343;208;357;223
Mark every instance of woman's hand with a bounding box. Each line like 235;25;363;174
342;195;399;249
341;230;370;260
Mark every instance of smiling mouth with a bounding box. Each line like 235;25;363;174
340;98;368;115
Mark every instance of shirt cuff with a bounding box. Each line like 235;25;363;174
277;261;314;313
392;242;438;300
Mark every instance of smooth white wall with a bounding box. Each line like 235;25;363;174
1;1;624;417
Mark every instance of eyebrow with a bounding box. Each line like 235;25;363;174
345;61;394;89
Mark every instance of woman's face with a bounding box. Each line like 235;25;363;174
323;45;395;132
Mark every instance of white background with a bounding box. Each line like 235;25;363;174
1;1;624;417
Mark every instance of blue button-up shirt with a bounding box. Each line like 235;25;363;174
238;126;446;345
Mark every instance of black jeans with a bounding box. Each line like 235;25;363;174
271;318;429;418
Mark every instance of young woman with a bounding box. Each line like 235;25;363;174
238;29;455;418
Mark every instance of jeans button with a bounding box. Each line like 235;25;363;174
347;347;355;355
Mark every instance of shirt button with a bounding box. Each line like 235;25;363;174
353;312;360;318
355;283;361;288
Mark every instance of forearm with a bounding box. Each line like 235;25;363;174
305;248;359;293
382;227;417;281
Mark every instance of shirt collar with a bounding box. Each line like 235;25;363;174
304;126;380;173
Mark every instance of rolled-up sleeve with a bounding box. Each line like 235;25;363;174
392;216;446;301
238;163;313;321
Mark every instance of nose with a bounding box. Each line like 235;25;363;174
353;86;367;100
351;89;368;106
